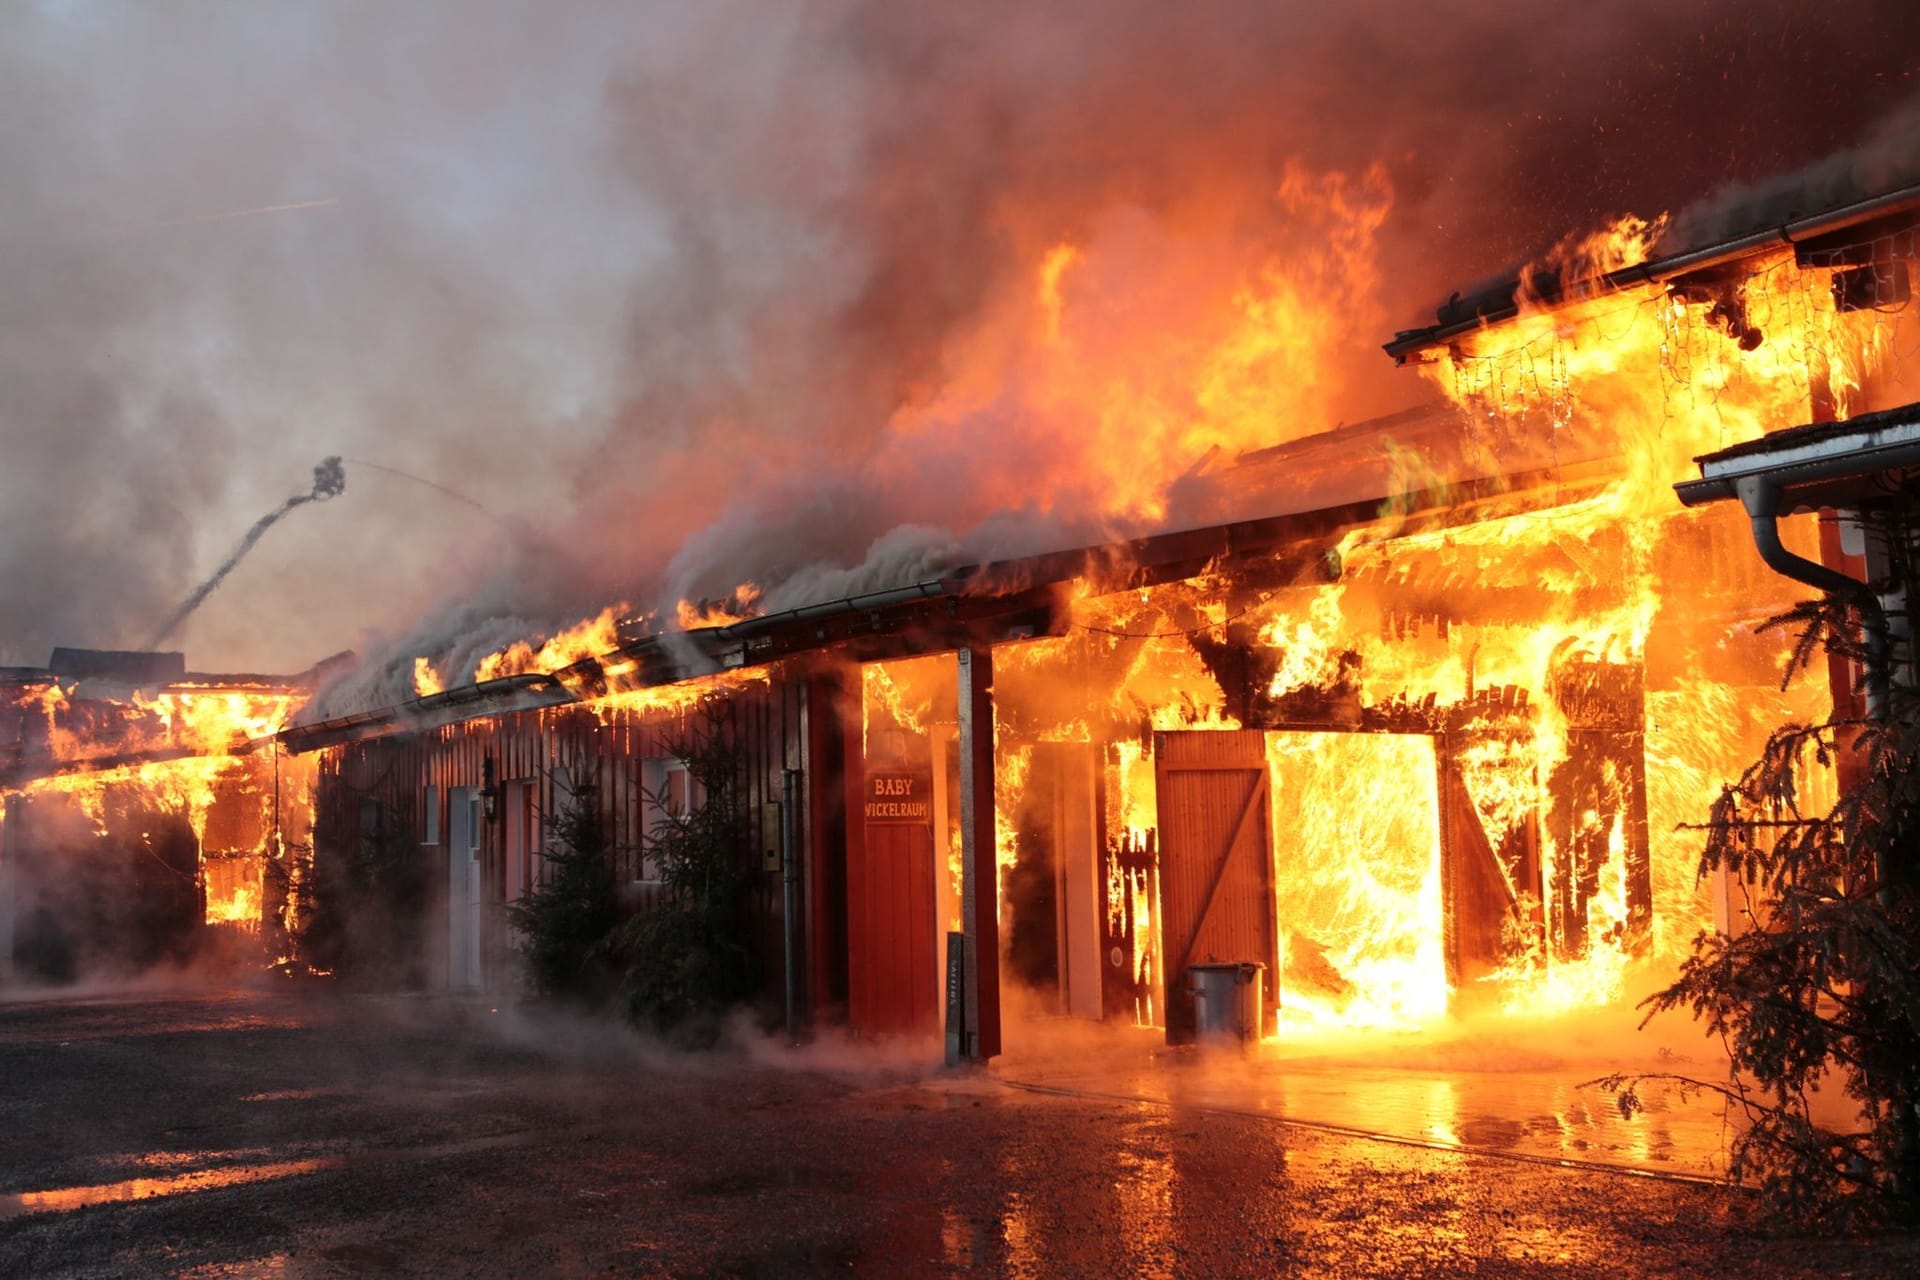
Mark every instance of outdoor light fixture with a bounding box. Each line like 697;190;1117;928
481;755;500;823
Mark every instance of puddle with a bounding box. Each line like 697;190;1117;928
1;1131;543;1221
0;1159;337;1220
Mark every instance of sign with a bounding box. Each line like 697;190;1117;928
864;770;932;825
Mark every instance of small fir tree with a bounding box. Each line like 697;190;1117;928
507;781;622;1007
617;703;757;1038
1599;579;1920;1230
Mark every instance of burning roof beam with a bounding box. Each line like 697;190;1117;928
1384;182;1920;364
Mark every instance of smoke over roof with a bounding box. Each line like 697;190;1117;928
4;2;1915;715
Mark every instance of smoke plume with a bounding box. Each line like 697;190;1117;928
2;2;1915;707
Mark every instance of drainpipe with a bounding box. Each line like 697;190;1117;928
781;767;801;1046
1735;474;1897;907
1734;475;1891;721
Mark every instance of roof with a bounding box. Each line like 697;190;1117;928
47;648;185;683
1674;399;1920;511
278;425;1612;754
1384;183;1920;363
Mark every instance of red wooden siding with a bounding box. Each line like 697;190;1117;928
317;669;827;1008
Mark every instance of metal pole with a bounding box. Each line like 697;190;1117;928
0;795;14;985
781;767;801;1045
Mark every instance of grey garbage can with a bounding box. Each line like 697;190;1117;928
1187;961;1265;1047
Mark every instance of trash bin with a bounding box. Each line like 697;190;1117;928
1187;961;1265;1047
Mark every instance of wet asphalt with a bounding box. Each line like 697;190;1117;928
1;987;1916;1278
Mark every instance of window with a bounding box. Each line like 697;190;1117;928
421;785;440;844
636;759;703;881
666;763;704;816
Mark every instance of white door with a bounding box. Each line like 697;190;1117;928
446;788;482;990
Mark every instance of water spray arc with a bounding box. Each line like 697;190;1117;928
146;457;347;649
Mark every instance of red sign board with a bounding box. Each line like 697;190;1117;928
864;771;933;825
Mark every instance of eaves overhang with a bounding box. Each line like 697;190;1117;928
1675;400;1920;512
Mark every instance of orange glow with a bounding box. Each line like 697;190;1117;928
674;583;763;631
877;162;1395;526
943;219;1900;1037
412;657;444;698
581;667;770;723
1268;733;1448;1029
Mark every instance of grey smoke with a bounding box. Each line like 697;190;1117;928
3;3;1915;702
147;457;346;649
1658;90;1920;256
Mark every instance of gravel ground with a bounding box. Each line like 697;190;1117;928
1;987;1915;1278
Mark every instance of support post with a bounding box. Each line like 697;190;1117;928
957;646;1001;1061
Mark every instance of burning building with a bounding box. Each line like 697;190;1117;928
273;175;1919;1059
0;648;337;983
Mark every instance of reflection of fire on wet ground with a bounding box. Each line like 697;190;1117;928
987;1015;1785;1182
8;990;1917;1277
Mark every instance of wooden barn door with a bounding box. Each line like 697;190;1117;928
1154;730;1277;1044
1437;734;1542;990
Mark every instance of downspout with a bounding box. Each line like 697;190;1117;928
1734;474;1891;721
1736;473;1899;910
781;767;801;1046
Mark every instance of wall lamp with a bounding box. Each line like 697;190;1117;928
481;755;501;823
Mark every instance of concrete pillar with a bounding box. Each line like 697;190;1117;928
957;646;1001;1060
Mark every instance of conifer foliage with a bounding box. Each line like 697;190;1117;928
617;705;758;1038
506;701;756;1036
506;780;621;1007
1601;577;1920;1230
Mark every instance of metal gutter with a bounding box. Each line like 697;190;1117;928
1674;417;1920;508
1718;474;1891;726
273;671;574;754
709;581;955;640
1385;183;1920;362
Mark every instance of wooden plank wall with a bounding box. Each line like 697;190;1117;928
316;671;821;1015
1152;729;1277;1043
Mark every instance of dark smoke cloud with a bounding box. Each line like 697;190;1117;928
2;3;1913;710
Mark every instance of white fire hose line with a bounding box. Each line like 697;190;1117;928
992;1076;1732;1189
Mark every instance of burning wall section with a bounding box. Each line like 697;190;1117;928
297;191;1914;1048
1;659;315;982
858;488;1827;1038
